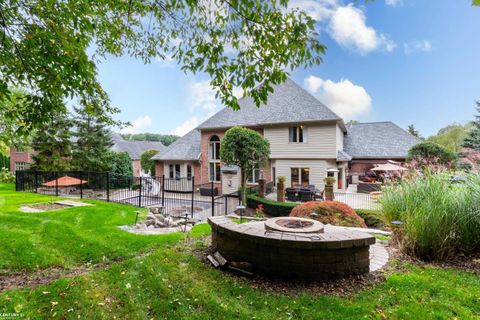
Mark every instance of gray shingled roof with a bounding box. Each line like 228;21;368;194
110;140;165;160
197;78;342;130
151;129;201;161
344;122;420;159
337;150;352;162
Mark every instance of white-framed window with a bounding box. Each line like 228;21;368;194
289;126;307;143
208;136;221;182
247;166;261;184
187;165;192;180
168;164;181;179
291;167;310;187
15;162;30;171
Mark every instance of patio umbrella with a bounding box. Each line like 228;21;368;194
371;163;407;172
43;175;88;187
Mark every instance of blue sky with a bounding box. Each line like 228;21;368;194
96;0;480;137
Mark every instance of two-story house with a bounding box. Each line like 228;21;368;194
152;79;420;194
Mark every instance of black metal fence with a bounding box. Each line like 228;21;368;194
15;170;240;221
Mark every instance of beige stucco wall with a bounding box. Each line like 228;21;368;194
264;124;337;159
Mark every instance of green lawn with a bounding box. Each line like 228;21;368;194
1;183;479;319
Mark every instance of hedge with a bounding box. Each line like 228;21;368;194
246;194;298;217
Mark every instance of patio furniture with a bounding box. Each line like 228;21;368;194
285;188;298;202
199;186;218;197
299;189;314;202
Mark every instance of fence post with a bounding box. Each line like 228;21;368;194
80;171;83;199
161;174;165;207
34;171;38;193
211;181;215;216
224;195;227;216
106;172;110;202
138;176;142;207
191;176;195;218
55;172;58;197
15;170;18;191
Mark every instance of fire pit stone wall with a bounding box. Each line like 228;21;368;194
208;216;376;279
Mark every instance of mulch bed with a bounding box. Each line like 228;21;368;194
194;238;404;297
195;235;480;297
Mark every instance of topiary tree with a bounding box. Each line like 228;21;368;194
140;149;159;176
220;126;270;205
407;141;457;164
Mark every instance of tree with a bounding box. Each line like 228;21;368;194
140;149;159;176
31;112;73;171
220;126;270;205
1;0;324;137
109;151;133;188
121;133;180;146
71;106;113;172
407;141;457;164
463;101;480;151
407;124;421;138
428;122;471;153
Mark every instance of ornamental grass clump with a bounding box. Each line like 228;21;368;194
380;173;480;260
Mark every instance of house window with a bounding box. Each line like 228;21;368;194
169;164;174;179
208;136;221;182
175;164;181;179
289;126;307;143
291;167;310;187
247;166;261;184
15;162;29;171
187;165;192;180
15;147;25;152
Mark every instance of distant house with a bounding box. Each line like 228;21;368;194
10;133;164;177
152;78;420;194
110;134;164;176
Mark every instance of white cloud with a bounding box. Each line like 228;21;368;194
403;40;432;55
385;0;403;7
304;75;372;119
121;116;152;134
304;75;324;93
329;5;396;54
285;0;338;22
188;80;218;113
172;117;201;136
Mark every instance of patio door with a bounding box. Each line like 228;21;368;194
291;168;310;187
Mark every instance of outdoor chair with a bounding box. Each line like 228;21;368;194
307;185;316;192
299;189;314;202
285;188;298;202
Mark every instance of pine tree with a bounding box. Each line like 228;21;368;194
463;101;480;151
32;112;73;171
72;106;113;172
407;124;421;138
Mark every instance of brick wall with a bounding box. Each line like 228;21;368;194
9;147;36;172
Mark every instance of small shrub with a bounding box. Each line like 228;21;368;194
0;168;15;183
246;194;297;217
290;201;367;228
356;209;385;229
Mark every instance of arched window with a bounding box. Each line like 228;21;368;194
209;135;221;182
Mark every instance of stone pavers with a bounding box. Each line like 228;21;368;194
369;243;389;271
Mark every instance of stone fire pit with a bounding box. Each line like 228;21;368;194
208;216;376;280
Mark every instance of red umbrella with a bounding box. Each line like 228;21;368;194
43;175;88;187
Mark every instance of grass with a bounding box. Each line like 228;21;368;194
0;183;183;272
1;183;480;319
